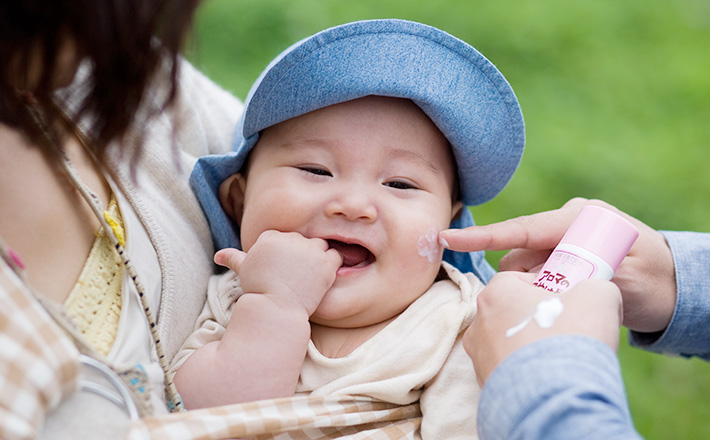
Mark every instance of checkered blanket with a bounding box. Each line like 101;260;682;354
0;254;80;440
128;395;421;439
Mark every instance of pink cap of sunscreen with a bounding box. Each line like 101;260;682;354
560;205;640;271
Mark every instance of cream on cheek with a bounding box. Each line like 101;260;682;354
417;225;443;263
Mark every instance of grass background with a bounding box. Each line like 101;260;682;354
188;1;710;437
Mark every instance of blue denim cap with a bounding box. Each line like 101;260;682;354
191;19;525;282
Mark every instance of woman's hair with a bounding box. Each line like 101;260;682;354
0;0;201;160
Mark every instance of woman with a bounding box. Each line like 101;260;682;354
0;1;241;438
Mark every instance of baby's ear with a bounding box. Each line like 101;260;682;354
450;200;464;223
218;174;247;226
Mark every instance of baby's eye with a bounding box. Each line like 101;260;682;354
384;180;418;190
298;166;332;177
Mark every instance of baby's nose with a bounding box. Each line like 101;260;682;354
324;191;377;222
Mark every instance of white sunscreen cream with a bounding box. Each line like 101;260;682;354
417;227;441;263
506;205;639;337
506;297;565;337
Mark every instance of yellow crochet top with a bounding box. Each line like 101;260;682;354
64;195;124;356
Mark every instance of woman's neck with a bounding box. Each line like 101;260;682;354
0;123;111;303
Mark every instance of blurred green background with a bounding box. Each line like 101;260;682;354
189;0;710;437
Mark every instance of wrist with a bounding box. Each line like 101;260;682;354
221;292;312;352
237;292;312;322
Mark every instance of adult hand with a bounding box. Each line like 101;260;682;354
464;271;623;386
440;198;676;333
215;230;343;316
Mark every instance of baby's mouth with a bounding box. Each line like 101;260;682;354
327;239;375;268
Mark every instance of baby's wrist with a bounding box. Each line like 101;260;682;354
238;291;312;321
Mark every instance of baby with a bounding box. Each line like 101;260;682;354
172;19;524;439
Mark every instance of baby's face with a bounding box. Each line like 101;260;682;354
237;96;461;328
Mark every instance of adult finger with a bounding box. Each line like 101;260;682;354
497;248;550;273
439;198;589;253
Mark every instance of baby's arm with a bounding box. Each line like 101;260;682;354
173;230;342;409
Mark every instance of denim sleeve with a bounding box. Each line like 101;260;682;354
628;231;710;360
477;336;643;440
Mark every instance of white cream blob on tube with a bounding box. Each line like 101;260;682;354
533;205;639;293
417;226;441;263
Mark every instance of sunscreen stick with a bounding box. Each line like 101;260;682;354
532;205;639;293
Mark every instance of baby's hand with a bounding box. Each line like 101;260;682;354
214;230;343;316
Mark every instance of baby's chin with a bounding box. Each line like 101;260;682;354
308;312;361;329
309;301;401;331
309;309;379;330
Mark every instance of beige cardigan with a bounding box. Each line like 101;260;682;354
95;59;242;362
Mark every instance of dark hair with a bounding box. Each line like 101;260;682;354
0;0;201;160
